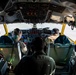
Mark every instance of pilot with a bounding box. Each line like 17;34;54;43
45;28;59;44
14;36;56;75
12;28;27;56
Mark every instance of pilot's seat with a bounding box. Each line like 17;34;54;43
0;35;13;44
47;43;74;75
0;35;20;70
47;35;75;75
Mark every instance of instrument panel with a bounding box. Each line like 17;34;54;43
22;28;43;43
8;28;51;44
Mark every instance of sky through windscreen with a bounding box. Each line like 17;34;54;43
0;23;76;41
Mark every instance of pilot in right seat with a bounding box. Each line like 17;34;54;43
45;28;59;44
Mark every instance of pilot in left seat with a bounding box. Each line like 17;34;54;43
12;28;27;56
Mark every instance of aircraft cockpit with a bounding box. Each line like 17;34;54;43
0;0;76;75
0;22;75;75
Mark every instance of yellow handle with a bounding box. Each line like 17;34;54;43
74;40;76;45
3;23;8;36
61;23;66;35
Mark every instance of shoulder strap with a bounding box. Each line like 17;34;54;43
10;43;15;63
64;44;73;61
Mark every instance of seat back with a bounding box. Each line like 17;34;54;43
0;36;13;44
0;36;20;68
47;43;74;64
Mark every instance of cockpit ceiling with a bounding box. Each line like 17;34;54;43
13;0;76;3
0;0;9;11
0;0;76;23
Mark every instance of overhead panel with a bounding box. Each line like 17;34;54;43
0;0;9;11
5;2;65;23
51;12;63;22
17;0;52;2
49;3;65;13
60;0;76;4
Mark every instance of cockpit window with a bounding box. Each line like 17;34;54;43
0;24;6;36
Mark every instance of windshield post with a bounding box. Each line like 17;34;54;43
33;23;37;28
61;23;66;35
74;40;76;44
3;23;8;36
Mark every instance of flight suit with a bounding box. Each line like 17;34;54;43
14;51;56;75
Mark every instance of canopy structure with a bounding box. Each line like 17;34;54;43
0;0;76;23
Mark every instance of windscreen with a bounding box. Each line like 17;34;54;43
7;23;33;32
0;24;5;36
7;22;76;41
